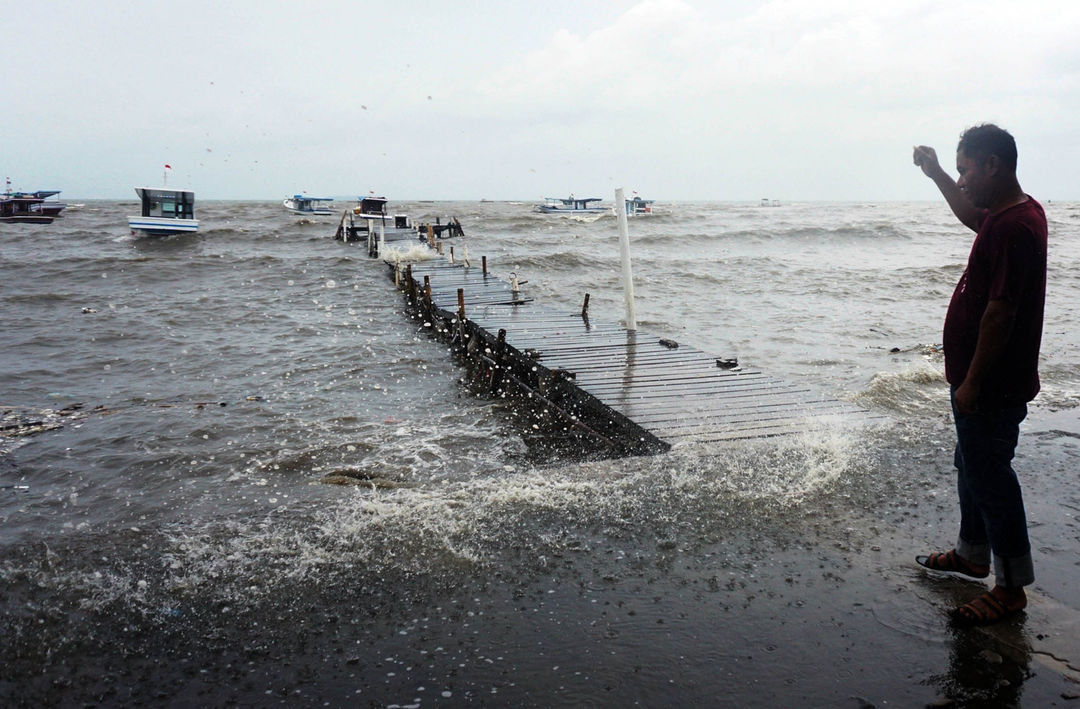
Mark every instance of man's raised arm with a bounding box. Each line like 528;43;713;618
913;145;981;231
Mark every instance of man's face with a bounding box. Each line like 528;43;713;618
956;151;992;208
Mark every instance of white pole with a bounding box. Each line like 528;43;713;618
378;221;386;256
615;188;637;331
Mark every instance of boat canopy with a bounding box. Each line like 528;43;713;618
542;196;604;210
547;196;602;204
291;194;333;201
2;190;61;199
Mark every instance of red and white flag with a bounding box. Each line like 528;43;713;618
164;164;172;169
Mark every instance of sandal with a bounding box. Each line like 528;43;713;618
951;591;1024;627
915;550;989;579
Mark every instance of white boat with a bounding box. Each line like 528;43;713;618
622;195;654;216
535;195;607;214
283;194;334;216
127;187;198;236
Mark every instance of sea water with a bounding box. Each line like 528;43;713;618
2;200;1078;706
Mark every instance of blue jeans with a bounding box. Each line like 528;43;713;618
951;388;1034;588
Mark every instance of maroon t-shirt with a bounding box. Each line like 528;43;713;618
943;197;1047;405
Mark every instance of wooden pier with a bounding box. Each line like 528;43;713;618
378;245;875;458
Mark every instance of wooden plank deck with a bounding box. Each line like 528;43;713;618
390;254;876;454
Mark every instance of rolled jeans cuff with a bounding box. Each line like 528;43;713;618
993;552;1035;588
956;536;1034;587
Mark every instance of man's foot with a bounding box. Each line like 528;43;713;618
915;550;990;579
951;586;1026;627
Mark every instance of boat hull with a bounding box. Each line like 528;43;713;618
0;215;55;224
128;216;200;236
284;206;333;216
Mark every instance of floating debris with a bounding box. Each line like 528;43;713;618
318;470;407;489
1;404;87;439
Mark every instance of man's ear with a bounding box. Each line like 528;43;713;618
985;153;1001;176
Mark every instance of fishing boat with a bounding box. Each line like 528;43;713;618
535;195;607;214
622;195;654;216
1;190;65;224
335;195;464;249
127;187;198;236
1;179;66;224
283;194;334;216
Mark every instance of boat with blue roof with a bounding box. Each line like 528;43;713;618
535;195;607;214
1;178;67;224
283;194;334;216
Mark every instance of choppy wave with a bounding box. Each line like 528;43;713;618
0;421;887;617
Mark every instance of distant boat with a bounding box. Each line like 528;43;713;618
127;187;198;236
622;195;655;217
283;194;334;216
1;177;67;224
535;195;607;214
759;198;782;207
335;196;415;243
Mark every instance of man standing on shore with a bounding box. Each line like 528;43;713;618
911;124;1048;626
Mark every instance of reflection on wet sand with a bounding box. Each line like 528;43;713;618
930;620;1032;707
917;573;1080;706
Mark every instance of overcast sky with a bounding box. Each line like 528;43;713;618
4;0;1078;201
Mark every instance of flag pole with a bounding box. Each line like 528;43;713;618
615;187;637;331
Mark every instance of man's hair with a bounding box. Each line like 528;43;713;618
958;123;1018;172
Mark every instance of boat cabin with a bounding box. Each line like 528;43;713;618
136;188;195;219
1;194;50;223
354;197;410;228
624;196;654;216
356;196;388;216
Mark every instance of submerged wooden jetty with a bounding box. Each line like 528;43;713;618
373;240;874;458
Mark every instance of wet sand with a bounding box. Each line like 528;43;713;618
3;418;1078;708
